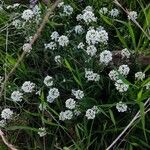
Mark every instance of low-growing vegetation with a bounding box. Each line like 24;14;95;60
0;0;150;149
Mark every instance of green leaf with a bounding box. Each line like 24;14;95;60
139;102;147;142
136;88;143;102
64;58;73;72
109;109;116;126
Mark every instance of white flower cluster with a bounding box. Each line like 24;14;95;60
21;81;35;93
22;9;34;21
76;14;83;21
11;91;23;102
86;45;97;56
65;98;76;109
72;89;84;100
78;42;85;49
38;127;47;137
121;48;131;59
47;88;60;103
51;31;59;41
100;50;112;65
12;19;22;29
86;29;108;45
135;72;145;80
58;35;69;47
118;65;130;76
99;7;108;15
109;70;119;81
1;108;13;120
85;69;100;81
32;5;41;23
109;8;119;17
63;5;73;16
23;43;32;53
74;25;84;34
44;42;57;50
59;110;73;121
115;79;129;92
76;6;97;24
128;11;138;20
44;75;53;87
85;109;95;119
116;101;127;112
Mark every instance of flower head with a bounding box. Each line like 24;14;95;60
1;108;13;120
116;101;127;112
11;91;23;102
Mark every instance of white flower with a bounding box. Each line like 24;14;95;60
32;5;41;16
118;65;130;76
91;106;100;114
135;72;145;80
109;70;119;81
11;91;23;102
65;98;76;109
86;29;108;45
39;103;47;111
85;69;100;81
1;108;13;120
115;79;129;92
86;45;97;57
86;29;100;45
77;42;85;49
59;110;73;121
109;8;119;17
54;55;62;64
59;111;66;121
72;89;84;100
74;25;83;34
58;2;64;8
76;14;83;21
22;9;34;21
0;119;6;127
121;48;130;59
116;101;127;112
38;127;47;137
83;6;93;13
23;43;32;53
44;42;56;50
47;95;55;103
99;7;108;15
85;109;96;119
58;35;69;47
44;75;53;87
12;19;22;29
128;11;138;20
74;109;81;116
48;88;60;99
63;5;73;16
21;81;35;93
100;50;112;65
51;31;59;41
98;30;108;44
145;82;150;90
82;11;97;24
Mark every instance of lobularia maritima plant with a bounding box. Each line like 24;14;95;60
0;0;150;149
